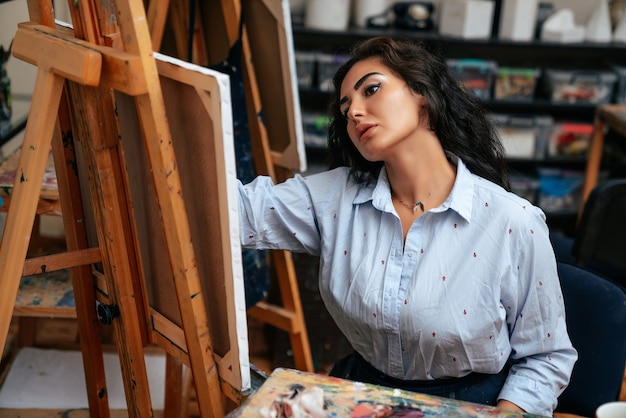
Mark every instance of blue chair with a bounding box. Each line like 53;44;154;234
555;261;626;416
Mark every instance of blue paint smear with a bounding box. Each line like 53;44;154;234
57;289;75;307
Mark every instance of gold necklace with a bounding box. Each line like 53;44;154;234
393;194;424;215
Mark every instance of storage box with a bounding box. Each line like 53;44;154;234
498;0;538;41
294;51;317;89
537;168;584;213
439;0;495;39
548;122;594;158
447;59;496;100
494;67;540;102
301;112;330;148
492;113;553;159
316;53;350;92
510;174;539;203
545;69;617;104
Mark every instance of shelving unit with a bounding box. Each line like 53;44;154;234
292;25;626;236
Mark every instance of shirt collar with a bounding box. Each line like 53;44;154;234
352;158;475;222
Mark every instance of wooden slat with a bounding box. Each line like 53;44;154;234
12;25;102;86
14;306;76;318
14;23;149;96
247;302;298;331
22;248;102;276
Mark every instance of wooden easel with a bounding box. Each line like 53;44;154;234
146;0;314;373
0;0;253;417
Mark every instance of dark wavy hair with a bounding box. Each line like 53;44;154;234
326;37;510;190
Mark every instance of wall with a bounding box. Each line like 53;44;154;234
0;1;36;95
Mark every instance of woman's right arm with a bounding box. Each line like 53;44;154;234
237;175;322;255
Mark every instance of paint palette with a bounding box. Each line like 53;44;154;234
230;368;547;417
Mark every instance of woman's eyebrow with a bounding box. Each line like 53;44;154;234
339;72;382;106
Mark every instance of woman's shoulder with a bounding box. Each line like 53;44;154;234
296;166;375;207
300;166;361;191
472;175;545;222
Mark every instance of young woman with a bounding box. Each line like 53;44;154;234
238;37;576;416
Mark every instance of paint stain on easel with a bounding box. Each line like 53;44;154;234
19;170;26;183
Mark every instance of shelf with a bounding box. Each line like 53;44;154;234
299;88;599;122
292;26;626;67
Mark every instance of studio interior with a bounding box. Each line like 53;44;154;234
0;0;625;417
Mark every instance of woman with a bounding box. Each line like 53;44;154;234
238;37;576;415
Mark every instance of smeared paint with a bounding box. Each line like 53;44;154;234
240;368;538;417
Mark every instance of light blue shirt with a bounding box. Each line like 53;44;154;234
238;159;577;416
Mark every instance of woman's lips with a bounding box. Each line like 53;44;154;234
356;123;376;141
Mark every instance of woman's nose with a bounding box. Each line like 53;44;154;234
346;101;363;122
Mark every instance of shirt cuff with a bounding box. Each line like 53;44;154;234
498;374;555;417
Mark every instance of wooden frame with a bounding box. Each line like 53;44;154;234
0;1;253;416
117;52;250;395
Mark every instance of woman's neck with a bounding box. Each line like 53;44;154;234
385;140;456;212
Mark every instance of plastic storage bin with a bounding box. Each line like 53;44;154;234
295;51;317;89
510;174;539;203
548;122;593;158
545;69;617;104
301;112;330;148
447;59;496;100
492;113;553;159
493;67;540;102
316;53;350;92
537;168;584;213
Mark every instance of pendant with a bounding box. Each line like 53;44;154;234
414;201;424;214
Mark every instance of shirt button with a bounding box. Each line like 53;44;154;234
408;251;414;257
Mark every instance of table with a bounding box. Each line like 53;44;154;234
228;367;547;417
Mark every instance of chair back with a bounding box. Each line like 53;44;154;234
573;178;626;287
555;262;626;416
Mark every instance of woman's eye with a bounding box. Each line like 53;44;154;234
364;83;381;96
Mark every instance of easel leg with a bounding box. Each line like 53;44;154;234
164;354;186;417
53;88;111;418
66;81;155;417
0;68;64;359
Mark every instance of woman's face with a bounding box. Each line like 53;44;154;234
339;57;426;162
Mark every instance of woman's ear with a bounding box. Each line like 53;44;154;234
418;96;430;129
